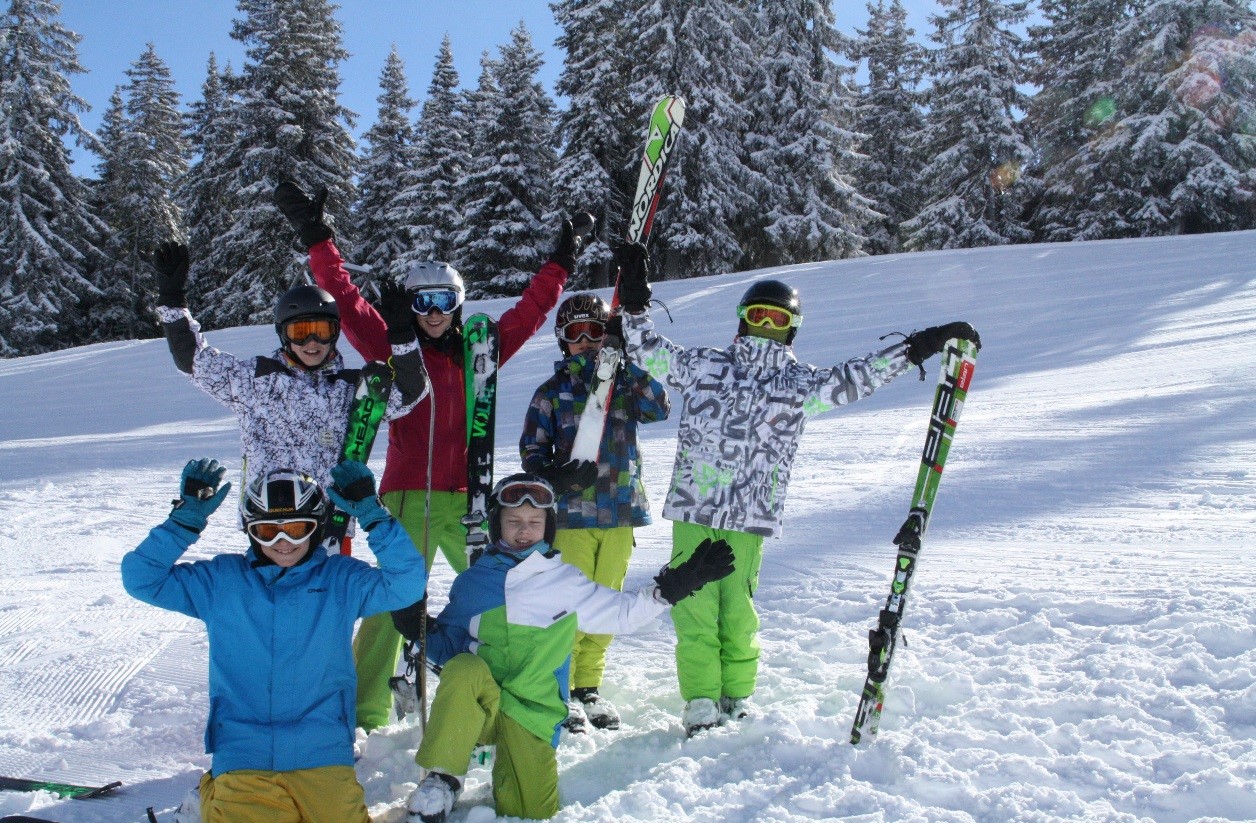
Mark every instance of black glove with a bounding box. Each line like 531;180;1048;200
325;460;390;531
168;458;232;534
391;598;437;641
375;279;416;345
152;241;190;308
654;538;736;605
616;242;651;313
548;212;596;274
604;313;625;347
904;322;982;366
538;459;598;494
273;180;334;247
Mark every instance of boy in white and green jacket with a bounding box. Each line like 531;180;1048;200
391;474;733;822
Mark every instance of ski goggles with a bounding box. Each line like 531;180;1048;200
411;289;462;315
281;318;339;345
496;479;556;510
738;303;801;331
556;320;606;344
247;518;320;546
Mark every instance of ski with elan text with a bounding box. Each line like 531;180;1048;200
568;95;686;463
850;337;978;745
324;360;393;551
0;775;122;800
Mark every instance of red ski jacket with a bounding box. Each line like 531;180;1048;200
309;240;567;494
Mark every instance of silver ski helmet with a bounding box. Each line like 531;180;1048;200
403;261;465;319
488;472;557;547
554;293;610;353
736;279;802;344
242;468;329;561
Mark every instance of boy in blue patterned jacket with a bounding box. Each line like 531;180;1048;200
518;293;670;731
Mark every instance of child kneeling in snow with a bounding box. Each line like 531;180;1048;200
121;458;427;823
391;473;734;822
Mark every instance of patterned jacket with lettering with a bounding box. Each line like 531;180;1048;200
519;352;670;529
158;307;427;492
624;311;913;537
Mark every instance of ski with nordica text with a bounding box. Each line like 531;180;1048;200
324;360;394;553
568;95;686;463
849;337;978;745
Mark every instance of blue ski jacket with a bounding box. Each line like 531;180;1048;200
121;518;427;776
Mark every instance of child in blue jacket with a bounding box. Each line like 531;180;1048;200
121;458;427;823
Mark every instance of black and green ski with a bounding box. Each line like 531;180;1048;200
325;360;393;550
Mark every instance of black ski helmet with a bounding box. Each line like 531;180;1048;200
488;472;557;546
554;293;610;353
737;279;802;344
274;284;339;328
242;468;329;559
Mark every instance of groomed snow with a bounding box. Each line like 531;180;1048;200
1;231;1253;822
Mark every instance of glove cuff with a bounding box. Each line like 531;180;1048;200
300;222;334;248
549;253;577;275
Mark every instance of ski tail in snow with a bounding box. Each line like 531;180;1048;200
324;360;394;552
569;95;685;463
850;337;978;745
0;775;122;799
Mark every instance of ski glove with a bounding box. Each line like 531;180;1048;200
548;212;596;274
273;180;334;247
376;279;417;345
168;458;232;534
616;242;651;313
654;538;736;605
152;241;190;308
391;597;436;642
538;459;599;494
904;321;981;366
326;460;391;531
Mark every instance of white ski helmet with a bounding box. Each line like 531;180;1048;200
403;262;464;304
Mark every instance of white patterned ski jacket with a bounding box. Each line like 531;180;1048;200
624;311;913;537
158;307;426;492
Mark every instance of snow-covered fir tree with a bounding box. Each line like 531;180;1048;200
742;0;873;268
551;0;637;287
87;44;187;343
902;0;1037;251
0;0;105;356
854;0;929;254
1077;0;1256;236
177;57;243;309
352;47;423;282
200;0;358;328
626;0;761;279
454;24;557;296
407;35;468;267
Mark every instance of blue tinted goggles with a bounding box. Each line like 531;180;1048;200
412;289;462;315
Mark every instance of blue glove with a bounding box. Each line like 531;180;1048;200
326;460;390;531
168;458;232;533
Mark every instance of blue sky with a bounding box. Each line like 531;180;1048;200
59;1;939;177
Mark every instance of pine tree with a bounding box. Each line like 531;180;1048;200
177;55;243;308
353;46;423;282
855;0;929;254
1079;0;1256;236
202;0;358;328
743;0;873;268
0;0;105;355
625;0;761;279
408;35;468;267
89;44;187;342
455;24;557;296
902;0;1037;251
551;0;636;287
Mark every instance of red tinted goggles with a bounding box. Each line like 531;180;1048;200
556;320;606;344
247;518;319;546
496;480;555;509
282;318;339;345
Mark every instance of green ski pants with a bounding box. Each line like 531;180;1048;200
353;489;467;732
669;521;763;702
417;653;560;819
554;526;635;689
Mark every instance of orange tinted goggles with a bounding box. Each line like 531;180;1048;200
738;304;801;331
282;318;339;345
247;518;319;546
497;480;555;509
557;320;606;344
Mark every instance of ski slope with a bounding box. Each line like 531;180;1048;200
1;231;1253;822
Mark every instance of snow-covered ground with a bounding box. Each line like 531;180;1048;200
1;231;1253;823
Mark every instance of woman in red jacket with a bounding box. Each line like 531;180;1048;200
274;181;585;731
